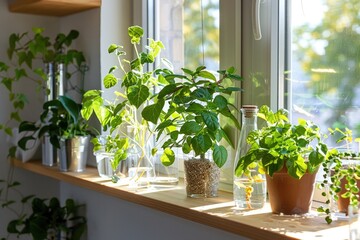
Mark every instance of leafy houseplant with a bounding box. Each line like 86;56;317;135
145;66;242;197
0;180;86;240
18;95;94;171
19;95;93;149
235;105;329;214
318;127;360;224
81;25;169;184
0;27;86;158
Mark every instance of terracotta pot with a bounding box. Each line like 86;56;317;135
266;167;317;215
337;177;360;213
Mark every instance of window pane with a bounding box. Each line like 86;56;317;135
288;0;360;143
159;0;219;73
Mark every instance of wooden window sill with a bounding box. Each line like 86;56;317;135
12;159;350;240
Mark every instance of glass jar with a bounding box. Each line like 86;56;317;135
233;105;266;209
184;151;220;198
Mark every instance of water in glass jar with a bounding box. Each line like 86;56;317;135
233;176;266;209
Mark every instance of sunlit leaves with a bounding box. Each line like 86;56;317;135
103;74;118;89
141;98;164;124
161;148;175;166
127;85;149;108
128;25;143;44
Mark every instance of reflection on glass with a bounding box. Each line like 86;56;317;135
159;0;219;73
289;0;360;144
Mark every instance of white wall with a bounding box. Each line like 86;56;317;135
1;1;247;239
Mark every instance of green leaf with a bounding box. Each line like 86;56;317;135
182;143;191;154
59;95;80;124
103;74;118;89
1;77;12;91
228;73;243;81
141;98;165;124
8;146;16;158
108;44;119;53
18;136;36;150
127;85;149;108
198;70;216;81
15;68;27;80
161;148;175;166
81;90;101;119
158;84;178;98
201;112;219;131
213;145;228;168
140;52;154;64
213;95;228;109
151;148;158;156
191;134;212;156
128;25;143;44
182;68;194;75
186;102;205;113
180;121;202;135
192;87;211;100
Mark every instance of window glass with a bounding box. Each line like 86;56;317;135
158;0;219;73
287;0;360;145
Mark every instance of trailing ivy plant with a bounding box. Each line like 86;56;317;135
0;179;86;240
317;127;360;224
144;65;242;168
0;27;86;157
81;25;169;181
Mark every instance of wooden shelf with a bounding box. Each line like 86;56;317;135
12;159;351;240
8;0;101;17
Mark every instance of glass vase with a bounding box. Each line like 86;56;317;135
233;105;266;209
184;152;220;198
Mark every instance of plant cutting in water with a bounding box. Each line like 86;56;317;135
82;26;172;184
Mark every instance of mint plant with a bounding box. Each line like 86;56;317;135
235;105;328;179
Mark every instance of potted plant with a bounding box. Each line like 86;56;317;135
0;27;87;159
235;105;329;214
146;65;242;197
81;25;171;185
0;179;86;240
18;95;94;172
317;127;360;224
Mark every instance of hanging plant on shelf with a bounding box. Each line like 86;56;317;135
0;27;87;158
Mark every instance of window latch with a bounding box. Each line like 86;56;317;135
252;0;262;40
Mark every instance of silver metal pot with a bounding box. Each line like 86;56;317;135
59;136;90;172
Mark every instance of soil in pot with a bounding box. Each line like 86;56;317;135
184;158;220;198
266;167;317;215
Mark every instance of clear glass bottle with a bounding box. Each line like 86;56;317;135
233;105;266;209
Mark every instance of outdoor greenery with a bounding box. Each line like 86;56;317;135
183;0;219;68
294;0;360;134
